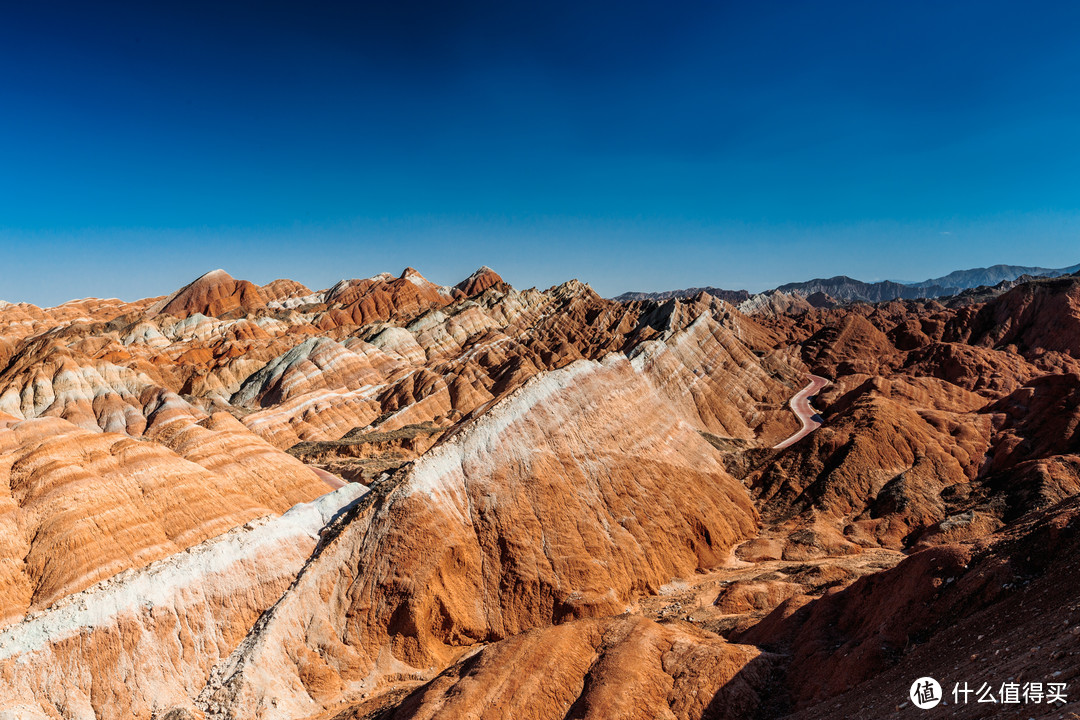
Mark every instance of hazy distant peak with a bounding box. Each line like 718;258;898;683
905;262;1080;290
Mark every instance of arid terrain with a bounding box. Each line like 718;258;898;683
0;265;1078;719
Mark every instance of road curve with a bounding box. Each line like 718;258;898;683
773;374;830;450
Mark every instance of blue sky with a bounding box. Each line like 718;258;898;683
2;1;1080;304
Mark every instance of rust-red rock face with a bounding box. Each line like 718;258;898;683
370;615;775;720
196;356;760;718
454;265;505;296
0;268;1078;719
152;269;268;319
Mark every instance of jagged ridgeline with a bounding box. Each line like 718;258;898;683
0;267;1078;719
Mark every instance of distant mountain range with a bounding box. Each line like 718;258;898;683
615;262;1080;304
612;287;751;304
906;263;1080;289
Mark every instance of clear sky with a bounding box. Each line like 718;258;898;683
2;1;1080;305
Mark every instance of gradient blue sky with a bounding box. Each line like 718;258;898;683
2;1;1080;305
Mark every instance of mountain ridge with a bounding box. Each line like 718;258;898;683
615;260;1080;305
1;264;1079;719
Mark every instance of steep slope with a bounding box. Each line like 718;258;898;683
151;269;267;319
231;282;800;452
747;376;991;550
631;312;802;443
948;274;1080;362
453;266;505;296
801;312;898;377
0;483;366;720
0;414;327;626
260;278;314;304
738;290;831;316
4;264;1079;720
739;492;1080;719
317;268;458;328
199;356;760;719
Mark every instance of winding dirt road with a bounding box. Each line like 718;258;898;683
773;374;830;450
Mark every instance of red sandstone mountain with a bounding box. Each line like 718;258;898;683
151;268;268;318
0;268;1077;719
454;265;504;296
